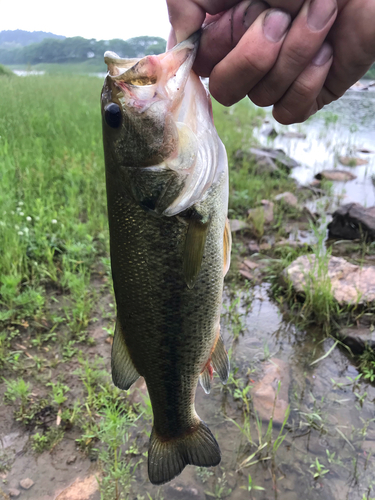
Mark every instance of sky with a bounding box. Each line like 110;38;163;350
0;0;171;40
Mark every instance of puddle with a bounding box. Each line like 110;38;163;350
255;84;375;209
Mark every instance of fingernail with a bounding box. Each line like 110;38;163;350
263;9;291;43
308;0;337;31
244;1;268;29
312;42;333;66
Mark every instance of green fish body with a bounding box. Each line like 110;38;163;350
101;33;231;485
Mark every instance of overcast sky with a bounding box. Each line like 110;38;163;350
1;0;171;40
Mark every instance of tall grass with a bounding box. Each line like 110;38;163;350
0;74;106;324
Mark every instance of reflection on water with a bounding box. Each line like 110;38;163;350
255;85;375;208
189;287;375;500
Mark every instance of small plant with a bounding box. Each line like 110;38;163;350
31;427;64;453
3;377;31;419
241;474;265;494
95;403;140;500
310;458;330;480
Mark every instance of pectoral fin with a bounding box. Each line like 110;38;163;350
183;216;210;289
212;335;230;384
199;362;213;394
223;218;232;277
111;319;140;390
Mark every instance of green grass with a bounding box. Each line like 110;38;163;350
0;63;14;77
0;74;107;335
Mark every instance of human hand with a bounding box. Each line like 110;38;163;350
166;0;375;124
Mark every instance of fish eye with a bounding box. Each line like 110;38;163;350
104;103;122;128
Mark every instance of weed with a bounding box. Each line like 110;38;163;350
310;457;330;479
31;427;64;453
3;377;31;419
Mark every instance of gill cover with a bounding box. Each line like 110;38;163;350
102;32;227;217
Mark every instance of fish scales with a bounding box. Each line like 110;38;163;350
101;32;231;484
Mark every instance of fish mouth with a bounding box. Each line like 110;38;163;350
103;31;201;111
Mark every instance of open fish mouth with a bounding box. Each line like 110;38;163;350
103;32;201;113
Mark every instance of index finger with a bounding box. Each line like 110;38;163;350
167;0;243;42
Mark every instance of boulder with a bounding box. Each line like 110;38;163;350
274;192;299;208
249;147;299;172
248;200;274;225
339;326;375;354
338;156;368;166
315;170;357;182
229;219;250;232
251;358;290;425
284;255;375;306
328;203;375;241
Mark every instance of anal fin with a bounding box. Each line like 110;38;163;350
212;335;230;384
111;319;140;390
183;215;210;289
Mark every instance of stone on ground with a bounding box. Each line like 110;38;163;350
55;475;98;500
328;203;375;240
284;255;375;306
315;170;357;181
338;156;368;166
251;358;290;425
274;191;299;208
20;478;34;490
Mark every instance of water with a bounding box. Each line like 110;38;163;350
255;84;375;209
12;69;45;76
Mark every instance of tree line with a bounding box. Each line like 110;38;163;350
0;35;167;65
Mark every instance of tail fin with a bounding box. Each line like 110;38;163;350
148;420;221;485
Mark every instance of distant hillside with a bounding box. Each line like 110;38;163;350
0;30;65;47
0;33;167;65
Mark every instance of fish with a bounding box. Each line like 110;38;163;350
100;32;231;485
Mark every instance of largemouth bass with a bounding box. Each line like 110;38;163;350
101;32;231;485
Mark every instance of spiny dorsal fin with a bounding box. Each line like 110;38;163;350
212;335;230;384
111;319;140;390
223;217;232;277
148;419;221;485
183;216;210;289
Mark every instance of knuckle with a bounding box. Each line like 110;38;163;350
249;82;277;108
285;43;312;69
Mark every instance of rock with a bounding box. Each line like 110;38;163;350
263;126;278;138
251;358;290;425
239;270;254;281
105;336;113;345
274;192;298;208
20;478;34;490
243;259;259;270
249;147;299;172
165;477;206;500
338;156;368;166
8;489;20;498
66;455;77;465
284;255;375;306
315;170;357;182
55;475;99;500
339;327;375;354
248;241;260;253
254;156;281;176
248;200;274;225
328;203;375;241
259;242;272;251
280;131;307;139
229;219;250;232
356;147;374;154
275;239;307;249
